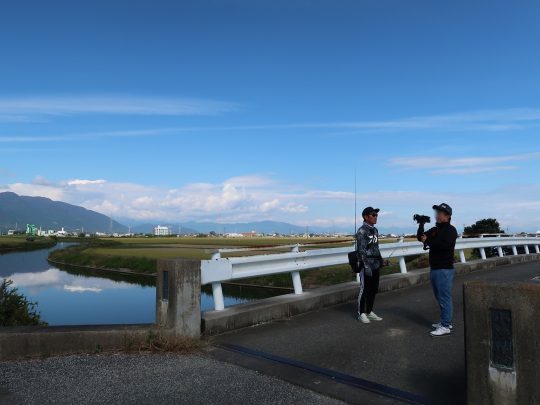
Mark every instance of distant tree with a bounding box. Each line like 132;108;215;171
464;218;503;235
0;279;46;326
78;233;86;238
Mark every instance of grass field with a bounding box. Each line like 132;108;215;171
47;236;479;288
0;236;56;253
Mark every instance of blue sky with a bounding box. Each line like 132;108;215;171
1;0;540;232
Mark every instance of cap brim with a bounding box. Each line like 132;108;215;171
433;205;451;214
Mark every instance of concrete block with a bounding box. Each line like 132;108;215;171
156;259;201;338
464;280;540;404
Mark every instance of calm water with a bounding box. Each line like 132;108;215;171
0;243;282;326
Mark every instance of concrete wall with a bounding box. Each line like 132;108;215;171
0;325;154;361
0;259;202;360
156;259;201;338
464;280;540;405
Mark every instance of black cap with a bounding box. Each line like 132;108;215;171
432;203;452;216
362;206;380;217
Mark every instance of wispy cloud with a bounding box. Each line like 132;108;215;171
389;151;540;175
0;95;238;119
2;107;540;143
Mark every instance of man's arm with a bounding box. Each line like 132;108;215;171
356;229;370;270
426;226;457;249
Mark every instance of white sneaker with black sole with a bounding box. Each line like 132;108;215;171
430;325;452;337
432;323;453;330
367;312;383;321
358;313;371;323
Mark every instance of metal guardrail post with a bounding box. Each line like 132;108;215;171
398;237;407;274
535;244;540;254
512;246;518;255
479;235;487;260
496;235;504;257
290;244;303;294
210;251;225;311
212;283;225;311
524;242;530;254
291;271;303;294
459;234;467;263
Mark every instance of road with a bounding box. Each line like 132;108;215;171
1;261;538;404
211;261;540;404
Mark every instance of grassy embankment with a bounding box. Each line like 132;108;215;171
0;236;57;254
47;237;476;288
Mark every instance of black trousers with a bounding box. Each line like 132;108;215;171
360;268;380;314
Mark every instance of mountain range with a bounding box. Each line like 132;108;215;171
0;192;127;233
0;192;416;235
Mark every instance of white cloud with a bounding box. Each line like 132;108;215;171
389;151;540;175
0;95;238;118
4;268;133;294
2;174;540;232
67;179;107;186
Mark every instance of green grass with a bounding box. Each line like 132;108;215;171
47;236;477;289
0;236;56;253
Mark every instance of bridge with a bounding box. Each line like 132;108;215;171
1;235;539;404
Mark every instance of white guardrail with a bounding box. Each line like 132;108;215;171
201;235;540;310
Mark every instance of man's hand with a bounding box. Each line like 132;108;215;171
420;234;428;243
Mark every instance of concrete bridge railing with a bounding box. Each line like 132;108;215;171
202;235;540;310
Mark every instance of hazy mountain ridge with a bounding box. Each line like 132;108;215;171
0;192;127;233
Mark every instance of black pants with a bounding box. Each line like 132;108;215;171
360;268;380;314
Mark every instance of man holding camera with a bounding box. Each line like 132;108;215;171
417;203;458;337
357;206;384;324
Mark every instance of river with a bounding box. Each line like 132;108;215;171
0;243;284;326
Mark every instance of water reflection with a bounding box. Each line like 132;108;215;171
0;243;286;326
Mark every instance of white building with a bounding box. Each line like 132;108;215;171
154;225;171;236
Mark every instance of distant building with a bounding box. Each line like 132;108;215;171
154;225;171;236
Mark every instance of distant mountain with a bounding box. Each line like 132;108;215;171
181;220;312;235
0;192;127;233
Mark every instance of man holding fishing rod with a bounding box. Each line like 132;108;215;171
356;206;384;324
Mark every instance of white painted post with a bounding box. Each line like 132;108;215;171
291;271;303;294
210;251;225;310
535;245;540;254
479;248;487;260
512;245;518;255
356;273;361;283
524;245;530;254
459;250;466;263
398;237;407;273
479;234;486;260
497;246;504;257
399;257;407;274
212;282;225;311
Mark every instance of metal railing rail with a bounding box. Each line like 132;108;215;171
201;235;540;310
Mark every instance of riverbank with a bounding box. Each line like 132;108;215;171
0;236;57;254
46;237;444;289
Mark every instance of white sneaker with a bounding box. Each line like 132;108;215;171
358;313;371;323
430;326;452;337
367;312;383;321
432;323;453;330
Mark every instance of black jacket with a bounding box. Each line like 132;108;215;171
417;222;458;270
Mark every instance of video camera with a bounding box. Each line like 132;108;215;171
413;214;431;250
413;214;431;225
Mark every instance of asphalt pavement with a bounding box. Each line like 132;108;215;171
1;261;538;405
211;261;540;404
